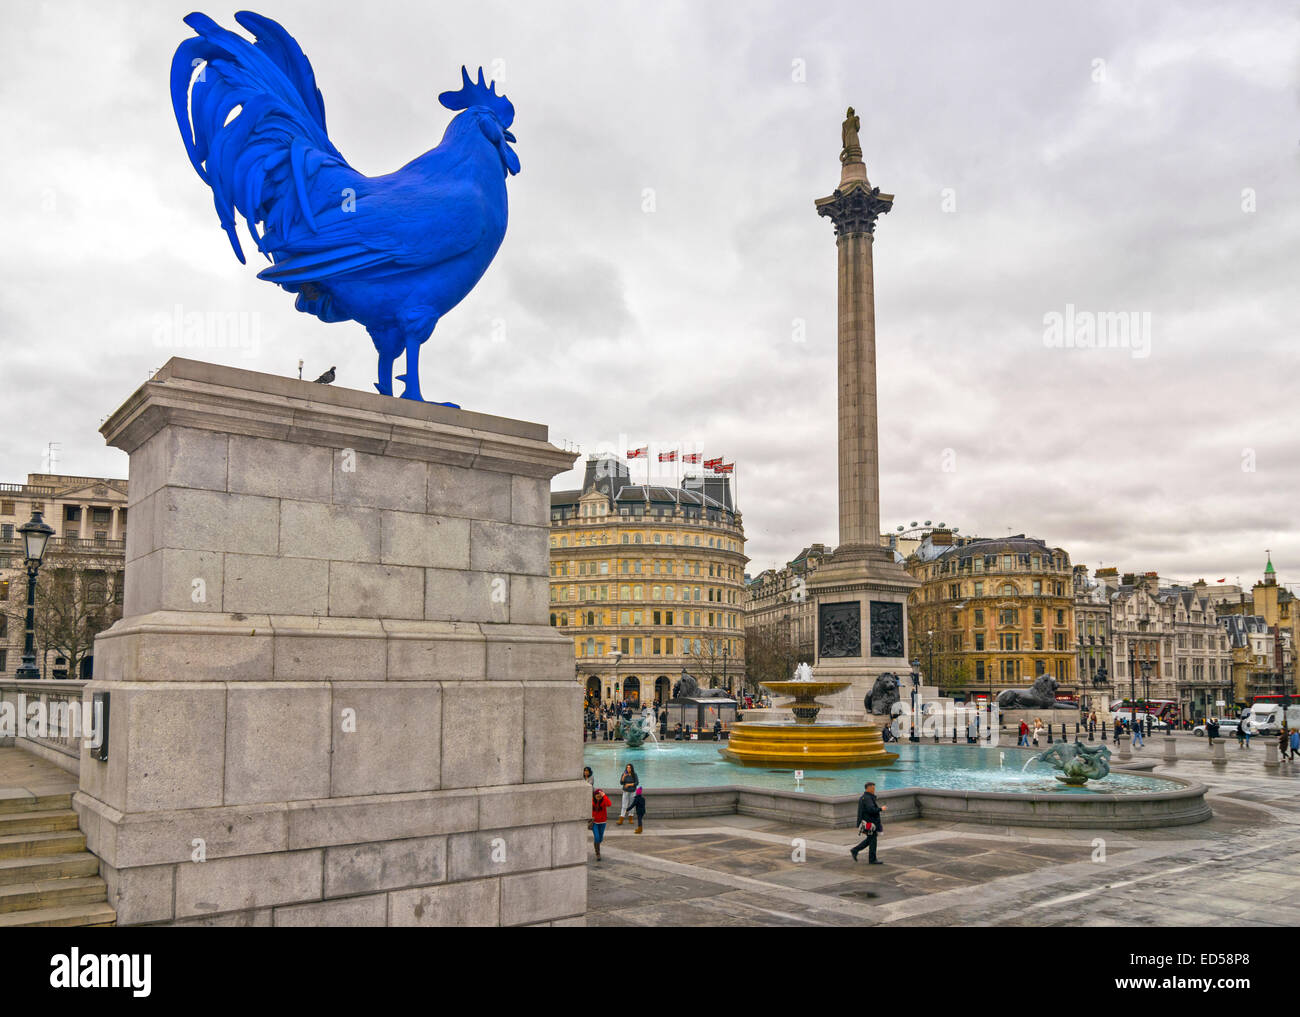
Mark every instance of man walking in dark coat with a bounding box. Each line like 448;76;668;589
850;781;886;864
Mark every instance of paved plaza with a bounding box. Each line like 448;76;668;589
587;737;1300;927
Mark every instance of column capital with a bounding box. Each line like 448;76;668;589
815;181;895;237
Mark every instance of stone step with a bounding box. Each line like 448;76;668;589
0;852;100;886
0;790;73;815
0;830;86;859
0;876;107;914
0;901;116;928
0;809;80;837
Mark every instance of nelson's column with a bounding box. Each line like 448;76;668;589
808;107;918;715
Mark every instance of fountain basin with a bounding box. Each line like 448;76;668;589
582;742;1212;829
719;721;898;767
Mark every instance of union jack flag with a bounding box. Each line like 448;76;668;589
703;456;724;469
627;446;648;459
681;453;702;464
658;451;677;462
712;462;735;474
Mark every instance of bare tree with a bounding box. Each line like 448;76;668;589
684;636;740;693
4;558;122;679
741;622;810;696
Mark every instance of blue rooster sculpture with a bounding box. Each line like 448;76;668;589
170;11;520;404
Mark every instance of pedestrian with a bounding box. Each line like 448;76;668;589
1032;718;1042;747
673;721;683;741
1019;720;1030;747
713;718;722;742
1208;717;1219;744
1113;717;1122;745
1236;723;1246;749
1243;722;1253;749
582;766;593;786
1088;711;1097;739
618;764;638;825
850;781;885;864
1278;728;1290;762
1289;727;1299;761
1132;718;1144;748
590;787;612;861
630;785;646;834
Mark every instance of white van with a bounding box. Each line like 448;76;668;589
1243;704;1300;735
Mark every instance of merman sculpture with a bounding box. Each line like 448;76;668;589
1038;740;1112;786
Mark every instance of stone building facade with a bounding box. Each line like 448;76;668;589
1096;571;1233;721
0;474;127;677
550;456;747;706
744;543;830;664
1209;555;1298;703
905;531;1075;702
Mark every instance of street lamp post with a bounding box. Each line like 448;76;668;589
927;629;935;695
15;511;55;680
909;657;921;743
609;649;623;706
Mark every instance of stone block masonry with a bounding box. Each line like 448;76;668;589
76;358;586;926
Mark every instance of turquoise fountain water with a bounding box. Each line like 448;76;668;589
583;740;1173;796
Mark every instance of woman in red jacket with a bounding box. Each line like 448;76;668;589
591;787;612;860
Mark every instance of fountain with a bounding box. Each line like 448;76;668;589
622;707;661;750
1038;740;1112;786
719;663;898;767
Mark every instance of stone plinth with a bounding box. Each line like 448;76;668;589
75;358;585;926
808;546;917;716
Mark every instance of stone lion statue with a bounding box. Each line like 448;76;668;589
672;670;732;700
1037;740;1111;785
864;672;901;716
996;674;1078;710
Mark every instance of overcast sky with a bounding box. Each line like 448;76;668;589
1;0;1296;590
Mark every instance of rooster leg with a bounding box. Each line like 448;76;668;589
374;350;395;397
397;334;424;402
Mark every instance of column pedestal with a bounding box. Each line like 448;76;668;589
75;358;585;926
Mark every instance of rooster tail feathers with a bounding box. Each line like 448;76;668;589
171;12;350;262
232;11;330;133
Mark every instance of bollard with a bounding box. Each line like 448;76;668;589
1264;742;1280;768
1117;734;1132;762
1062;723;1068;742
953;722;958;744
1210;740;1227;765
1087;724;1094;742
1162;736;1177;763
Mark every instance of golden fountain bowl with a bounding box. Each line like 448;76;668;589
721;679;898;768
720;721;899;768
760;680;853;699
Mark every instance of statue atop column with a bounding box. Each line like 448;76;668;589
840;106;862;164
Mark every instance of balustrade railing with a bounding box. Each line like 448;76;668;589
0;678;90;769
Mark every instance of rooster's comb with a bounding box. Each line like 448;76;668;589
439;66;514;128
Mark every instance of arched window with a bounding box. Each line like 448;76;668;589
586;611;595;625
550;614;557;626
560;613;568;626
1001;583;1016;596
665;587;675;601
